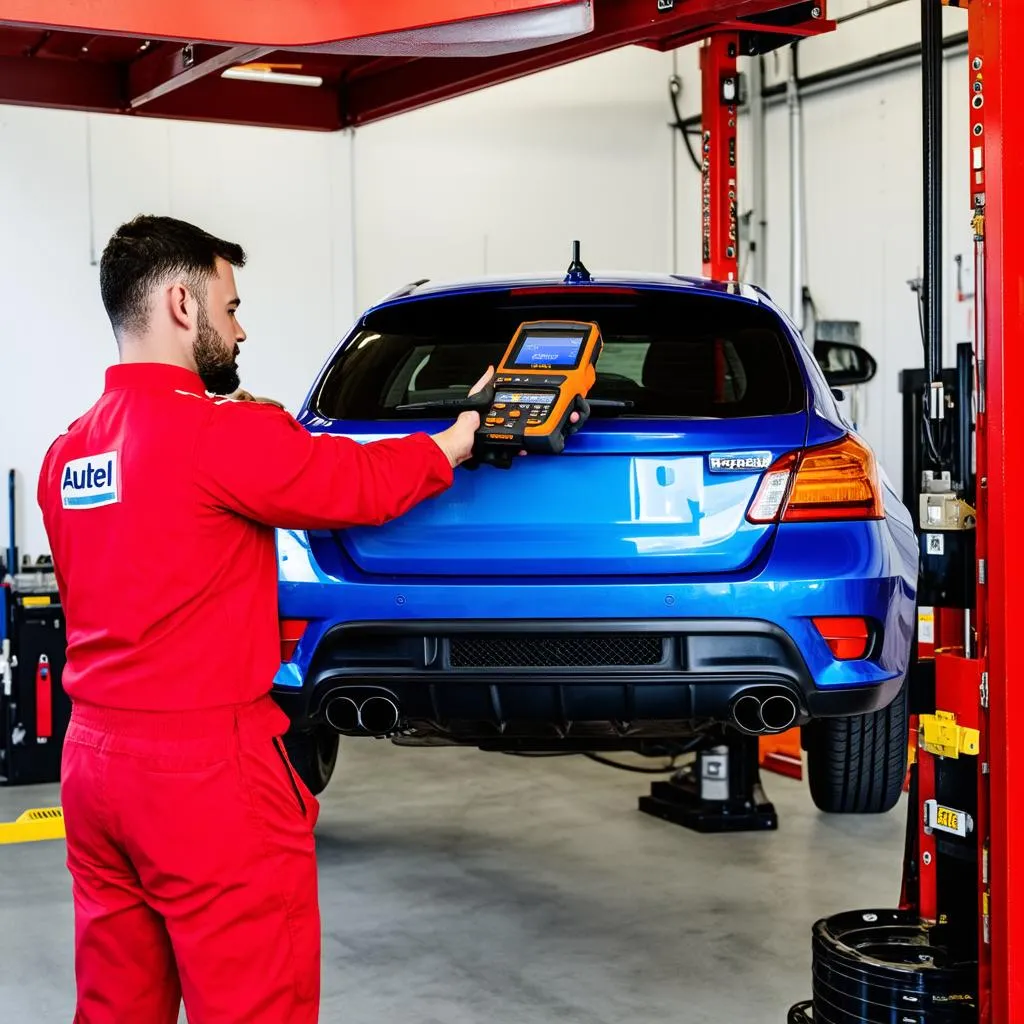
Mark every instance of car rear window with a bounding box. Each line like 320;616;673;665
311;288;806;420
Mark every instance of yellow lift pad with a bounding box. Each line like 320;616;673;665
0;806;65;845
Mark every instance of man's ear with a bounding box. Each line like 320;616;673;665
167;282;193;331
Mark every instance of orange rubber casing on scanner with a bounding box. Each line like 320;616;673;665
475;320;602;466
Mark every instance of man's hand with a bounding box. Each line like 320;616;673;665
231;388;285;409
429;366;583;469
430;366;493;468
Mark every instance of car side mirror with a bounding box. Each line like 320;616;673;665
814;340;878;387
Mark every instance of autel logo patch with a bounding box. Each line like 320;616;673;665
708;451;772;473
61;452;119;509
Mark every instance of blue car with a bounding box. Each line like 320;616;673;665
273;267;918;814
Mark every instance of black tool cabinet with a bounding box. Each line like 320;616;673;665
0;581;70;785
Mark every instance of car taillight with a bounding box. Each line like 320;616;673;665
813;616;871;660
279;619;309;662
746;452;798;522
746;435;884;524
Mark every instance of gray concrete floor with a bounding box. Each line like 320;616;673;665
0;742;906;1022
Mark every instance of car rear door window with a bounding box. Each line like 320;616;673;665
311;289;806;420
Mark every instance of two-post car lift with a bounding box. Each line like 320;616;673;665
0;0;1021;1018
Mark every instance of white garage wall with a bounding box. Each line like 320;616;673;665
773;0;965;82
0;105;354;561
351;45;676;310
712;53;972;489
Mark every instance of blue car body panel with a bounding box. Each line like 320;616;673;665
274;273;918;723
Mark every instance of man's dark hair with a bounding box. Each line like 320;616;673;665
99;215;246;336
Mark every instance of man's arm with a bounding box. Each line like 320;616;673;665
194;400;469;530
35;441;70;605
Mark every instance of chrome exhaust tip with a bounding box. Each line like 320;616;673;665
358;695;400;736
731;694;766;735
324;695;360;733
759;694;798;733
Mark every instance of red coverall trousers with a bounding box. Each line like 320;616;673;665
37;363;454;1022
62;697;320;1024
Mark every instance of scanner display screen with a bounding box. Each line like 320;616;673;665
510;333;585;368
494;391;556;405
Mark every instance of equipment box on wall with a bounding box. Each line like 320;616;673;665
0;582;70;785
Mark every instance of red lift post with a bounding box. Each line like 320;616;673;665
896;2;1020;1021
699;32;740;284
971;1;1024;1018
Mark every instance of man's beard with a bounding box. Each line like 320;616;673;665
193;305;240;395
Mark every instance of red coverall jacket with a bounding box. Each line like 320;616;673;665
39;362;452;710
37;361;454;1024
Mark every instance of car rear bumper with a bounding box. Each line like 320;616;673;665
273;518;916;744
272;617;905;745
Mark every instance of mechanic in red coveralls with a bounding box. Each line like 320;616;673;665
36;215;508;1024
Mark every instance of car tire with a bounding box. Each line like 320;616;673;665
804;680;909;814
282;723;340;797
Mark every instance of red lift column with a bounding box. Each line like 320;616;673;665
975;0;1024;1019
699;33;740;283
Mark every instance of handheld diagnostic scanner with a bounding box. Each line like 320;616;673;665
474;320;602;466
395;318;621;469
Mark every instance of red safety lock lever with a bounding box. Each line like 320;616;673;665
36;654;52;742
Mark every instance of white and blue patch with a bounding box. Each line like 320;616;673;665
708;451;772;473
61;451;119;509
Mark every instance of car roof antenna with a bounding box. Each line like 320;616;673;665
564;239;591;284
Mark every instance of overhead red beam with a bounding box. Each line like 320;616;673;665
129;41;272;107
648;15;835;52
341;0;828;126
0;51;340;129
0;0;585;47
136;75;343;132
342;56;419;85
0;1;829;132
0;52;120;110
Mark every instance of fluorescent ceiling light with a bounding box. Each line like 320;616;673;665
222;67;323;87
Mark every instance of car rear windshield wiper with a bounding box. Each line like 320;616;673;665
394;395;634;416
584;399;634;416
394;392;493;414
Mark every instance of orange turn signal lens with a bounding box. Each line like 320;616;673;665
784;435;884;522
279;619;309;662
812;617;871;660
746;435;884;524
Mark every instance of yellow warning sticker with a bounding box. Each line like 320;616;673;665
21;596;52;607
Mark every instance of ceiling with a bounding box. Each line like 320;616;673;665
0;0;831;131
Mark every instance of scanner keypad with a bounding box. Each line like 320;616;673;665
484;390;557;430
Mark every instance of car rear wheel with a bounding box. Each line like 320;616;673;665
804;680;909;814
283;723;340;797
